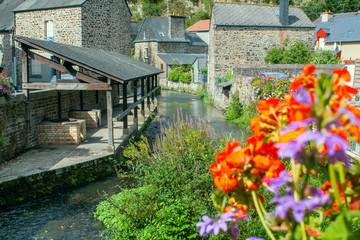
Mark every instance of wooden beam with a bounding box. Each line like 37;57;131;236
146;77;150;109
134;79;138;120
141;77;145;116
22;82;111;91
106;78;114;152
123;82;128;133
27;51;105;85
21;46;31;129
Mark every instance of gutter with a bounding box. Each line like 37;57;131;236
214;24;315;29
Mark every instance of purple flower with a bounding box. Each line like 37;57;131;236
339;107;360;127
247;237;266;240
264;170;292;196
292;86;312;105
196;211;247;237
277;130;349;167
270;186;331;223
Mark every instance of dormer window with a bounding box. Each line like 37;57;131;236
159;32;164;37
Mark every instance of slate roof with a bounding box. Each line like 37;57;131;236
131;21;141;42
315;15;360;43
15;36;162;82
187;19;210;32
212;2;314;28
0;0;26;31
14;0;86;12
313;12;360;26
157;53;207;65
134;17;208;46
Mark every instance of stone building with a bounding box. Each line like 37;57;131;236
187;19;210;45
13;0;132;85
208;0;315;95
0;0;26;80
134;16;208;72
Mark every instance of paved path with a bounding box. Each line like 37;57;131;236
0;103;154;184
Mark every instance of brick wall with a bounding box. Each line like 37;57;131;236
82;0;131;56
208;24;315;95
0;86;119;163
0;33;13;78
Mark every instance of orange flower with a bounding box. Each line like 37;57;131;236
210;161;238;192
289;64;317;91
252;155;271;170
264;159;285;179
257;98;280;112
333;68;358;99
306;226;321;237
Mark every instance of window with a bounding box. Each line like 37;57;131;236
144;47;149;59
44;20;54;41
344;30;353;37
30;59;42;77
159;32;164;37
319;37;325;50
160;64;163;70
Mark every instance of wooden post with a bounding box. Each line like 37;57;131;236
146;76;150;110
80;91;84;110
22;46;31;129
151;76;155;102
106;78;114;152
133;79;138;127
141;77;145;118
57;90;62;120
123;81;128;134
54;57;61;81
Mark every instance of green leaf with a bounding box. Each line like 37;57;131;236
211;189;227;213
322;211;358;240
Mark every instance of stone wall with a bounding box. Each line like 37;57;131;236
134;41;159;67
15;7;83;46
159;78;206;92
0;86;119;163
208;24;315;95
0;33;13;78
82;0;131;56
211;64;344;111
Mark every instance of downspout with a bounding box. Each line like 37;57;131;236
212;24;216;98
12;11;18;90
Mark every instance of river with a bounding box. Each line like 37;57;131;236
0;90;243;240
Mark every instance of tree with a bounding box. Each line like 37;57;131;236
301;0;327;21
281;42;311;64
345;0;360;12
310;50;341;64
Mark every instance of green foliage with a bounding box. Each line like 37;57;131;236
282;42;312;64
168;66;193;84
200;68;208;74
265;41;341;64
142;0;164;17
96;112;231;239
218;69;232;83
311;50;342;64
185;11;210;28
196;87;210;104
179;72;191;83
168;66;185;82
226;95;243;120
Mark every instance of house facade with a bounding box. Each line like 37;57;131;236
208;1;315;95
315;12;360;63
134;16;208;72
13;0;132;84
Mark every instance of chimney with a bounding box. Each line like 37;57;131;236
169;15;185;39
280;0;289;26
321;11;333;22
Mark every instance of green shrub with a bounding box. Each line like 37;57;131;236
96;111;229;239
226;95;243;120
168;66;185;82
310;50;342;64
200;68;208;74
218;69;232;83
179;72;191;83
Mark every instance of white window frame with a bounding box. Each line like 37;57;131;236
144;47;149;59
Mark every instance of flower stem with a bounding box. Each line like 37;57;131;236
329;163;342;211
251;191;276;240
337;161;348;208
